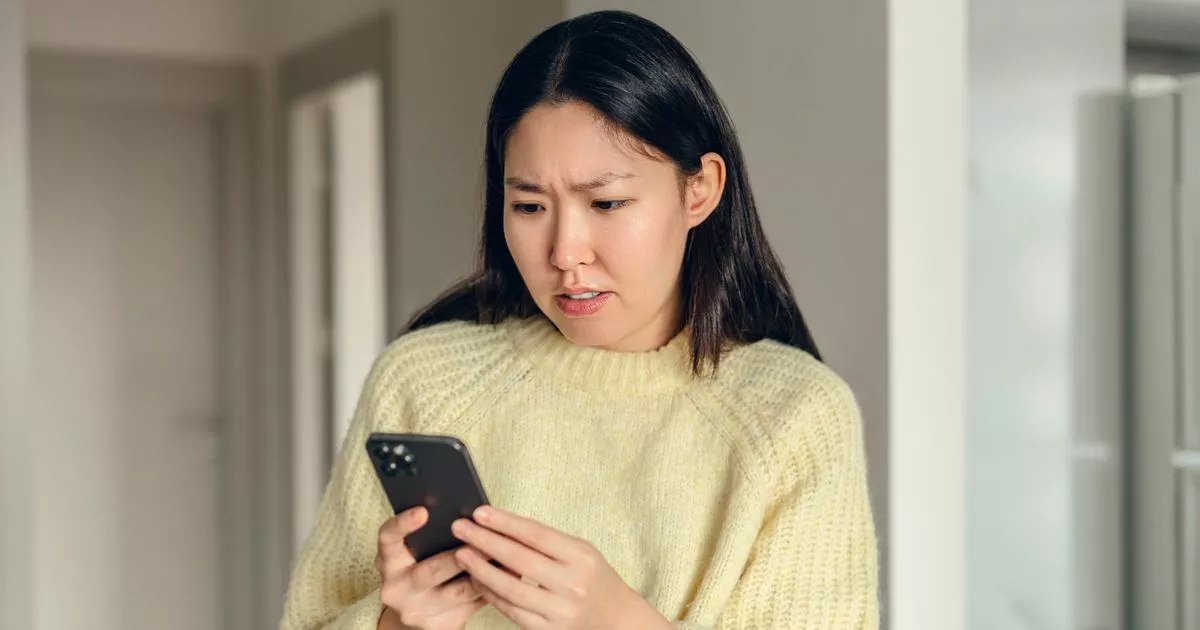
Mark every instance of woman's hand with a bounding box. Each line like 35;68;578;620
375;507;485;630
450;506;672;630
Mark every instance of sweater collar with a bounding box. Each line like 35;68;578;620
503;316;694;392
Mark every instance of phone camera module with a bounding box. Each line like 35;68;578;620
378;442;418;478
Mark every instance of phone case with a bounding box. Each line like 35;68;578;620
365;432;490;562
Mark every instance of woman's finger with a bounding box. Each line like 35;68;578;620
379;506;429;545
404;548;467;592
451;517;563;587
456;546;556;616
470;506;580;561
472;574;548;628
376;508;426;577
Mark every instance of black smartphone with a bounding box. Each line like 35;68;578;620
365;432;490;562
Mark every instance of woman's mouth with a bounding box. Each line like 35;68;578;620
554;291;612;317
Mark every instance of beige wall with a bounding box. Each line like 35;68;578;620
27;0;256;60
566;0;891;598
387;1;565;320
258;0;564;327
0;0;31;627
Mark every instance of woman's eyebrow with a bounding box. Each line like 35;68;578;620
504;172;635;194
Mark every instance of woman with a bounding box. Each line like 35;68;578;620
281;9;878;630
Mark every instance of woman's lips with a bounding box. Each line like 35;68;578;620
554;291;612;317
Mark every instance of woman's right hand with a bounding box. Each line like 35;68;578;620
376;507;485;630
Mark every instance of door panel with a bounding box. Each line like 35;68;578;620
31;98;221;630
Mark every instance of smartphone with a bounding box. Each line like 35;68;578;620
365;432;490;562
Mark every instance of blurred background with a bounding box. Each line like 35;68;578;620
0;1;1196;629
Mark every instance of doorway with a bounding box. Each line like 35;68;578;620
276;14;394;569
28;51;258;630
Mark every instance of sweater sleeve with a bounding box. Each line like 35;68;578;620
714;375;880;630
279;357;395;630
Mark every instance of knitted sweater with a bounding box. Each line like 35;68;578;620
280;316;879;629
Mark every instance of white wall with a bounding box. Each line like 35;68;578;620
967;1;1125;629
564;0;892;600
888;1;966;629
0;0;32;628
27;0;257;60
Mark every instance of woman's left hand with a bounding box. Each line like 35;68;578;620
450;506;671;630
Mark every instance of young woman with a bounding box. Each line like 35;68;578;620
281;10;878;630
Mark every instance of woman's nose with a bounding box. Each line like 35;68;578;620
549;210;595;270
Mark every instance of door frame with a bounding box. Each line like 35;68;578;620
267;11;395;618
29;49;262;630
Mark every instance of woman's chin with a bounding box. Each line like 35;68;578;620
548;316;618;349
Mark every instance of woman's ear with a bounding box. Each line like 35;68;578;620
684;152;727;228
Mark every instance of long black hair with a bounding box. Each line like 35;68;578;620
406;9;821;373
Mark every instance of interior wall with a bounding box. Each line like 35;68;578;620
26;0;257;60
888;0;966;627
387;1;565;321
0;0;32;627
564;0;891;607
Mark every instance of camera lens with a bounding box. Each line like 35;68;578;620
400;453;418;477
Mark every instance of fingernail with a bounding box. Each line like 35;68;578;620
473;506;491;522
452;519;469;538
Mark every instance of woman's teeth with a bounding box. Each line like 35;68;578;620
564;291;600;300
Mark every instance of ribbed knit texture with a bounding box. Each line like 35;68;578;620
280;317;879;629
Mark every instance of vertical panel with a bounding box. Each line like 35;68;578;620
1072;91;1125;630
288;95;329;560
1178;75;1200;630
1128;86;1180;630
889;1;966;629
1182;469;1200;630
0;0;31;627
1179;76;1200;453
329;73;386;457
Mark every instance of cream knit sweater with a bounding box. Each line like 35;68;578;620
280;316;879;629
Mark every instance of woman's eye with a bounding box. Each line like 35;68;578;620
511;203;543;214
593;199;631;211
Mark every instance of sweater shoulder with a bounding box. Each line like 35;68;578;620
360;320;522;432
377;319;512;372
701;339;864;487
715;339;857;420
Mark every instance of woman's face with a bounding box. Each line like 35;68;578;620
503;100;725;352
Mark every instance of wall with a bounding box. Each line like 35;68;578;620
564;0;891;603
27;0;257;60
967;1;1125;629
388;1;565;320
0;0;32;627
888;1;966;628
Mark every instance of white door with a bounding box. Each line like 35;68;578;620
31;97;222;629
